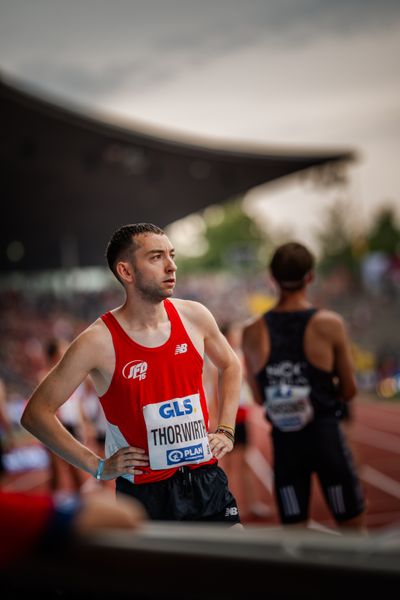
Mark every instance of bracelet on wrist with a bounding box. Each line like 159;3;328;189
215;428;235;444
217;423;235;432
216;424;235;435
95;458;105;480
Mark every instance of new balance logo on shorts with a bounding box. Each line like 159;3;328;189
175;343;188;355
225;506;239;517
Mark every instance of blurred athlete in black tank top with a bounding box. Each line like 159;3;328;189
242;242;366;531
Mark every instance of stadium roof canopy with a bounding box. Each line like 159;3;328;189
0;75;355;272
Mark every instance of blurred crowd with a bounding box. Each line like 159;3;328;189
0;260;399;409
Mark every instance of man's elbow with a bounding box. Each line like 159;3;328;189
232;354;242;377
342;381;357;402
20;403;35;433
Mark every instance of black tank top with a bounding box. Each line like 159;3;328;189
255;308;339;431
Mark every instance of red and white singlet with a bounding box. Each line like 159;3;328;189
99;299;216;484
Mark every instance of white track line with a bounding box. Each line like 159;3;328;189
361;465;400;500
350;424;400;454
308;520;341;535
245;446;273;493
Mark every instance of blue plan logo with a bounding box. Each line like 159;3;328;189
166;444;204;465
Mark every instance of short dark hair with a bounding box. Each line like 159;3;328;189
270;242;315;290
105;223;165;281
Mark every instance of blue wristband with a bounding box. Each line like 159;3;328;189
95;458;105;480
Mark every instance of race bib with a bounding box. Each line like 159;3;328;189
265;384;314;432
143;393;212;469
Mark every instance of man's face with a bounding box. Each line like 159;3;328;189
131;233;177;303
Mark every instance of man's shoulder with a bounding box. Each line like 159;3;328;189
74;318;111;350
169;297;210;318
314;308;345;325
168;298;218;337
312;309;347;336
242;315;266;345
243;313;263;327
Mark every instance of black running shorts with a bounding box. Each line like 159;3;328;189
116;464;241;524
272;417;365;524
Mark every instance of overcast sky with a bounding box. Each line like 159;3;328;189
1;0;399;251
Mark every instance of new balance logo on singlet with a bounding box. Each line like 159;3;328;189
175;343;188;355
122;360;148;380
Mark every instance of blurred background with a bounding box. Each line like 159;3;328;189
0;0;399;532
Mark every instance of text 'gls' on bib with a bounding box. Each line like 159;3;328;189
143;393;212;469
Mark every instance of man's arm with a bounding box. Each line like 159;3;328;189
242;358;264;407
205;315;242;459
0;378;12;432
21;326;148;480
0;377;15;449
241;318;265;406
0;488;146;568
181;301;242;459
331;314;358;402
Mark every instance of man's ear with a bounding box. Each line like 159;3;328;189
269;270;279;290
305;270;314;285
116;261;134;284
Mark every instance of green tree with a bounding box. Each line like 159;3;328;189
316;200;361;277
367;206;400;256
177;199;270;274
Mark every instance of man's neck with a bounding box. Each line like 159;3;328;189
117;296;168;330
274;289;312;312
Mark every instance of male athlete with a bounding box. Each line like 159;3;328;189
22;223;242;524
242;242;365;530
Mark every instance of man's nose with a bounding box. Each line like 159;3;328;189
166;257;177;271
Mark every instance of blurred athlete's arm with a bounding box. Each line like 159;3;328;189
241;318;265;406
0;378;15;448
0;488;146;569
331;314;358;402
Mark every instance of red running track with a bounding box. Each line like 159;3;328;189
225;395;400;531
2;395;400;533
